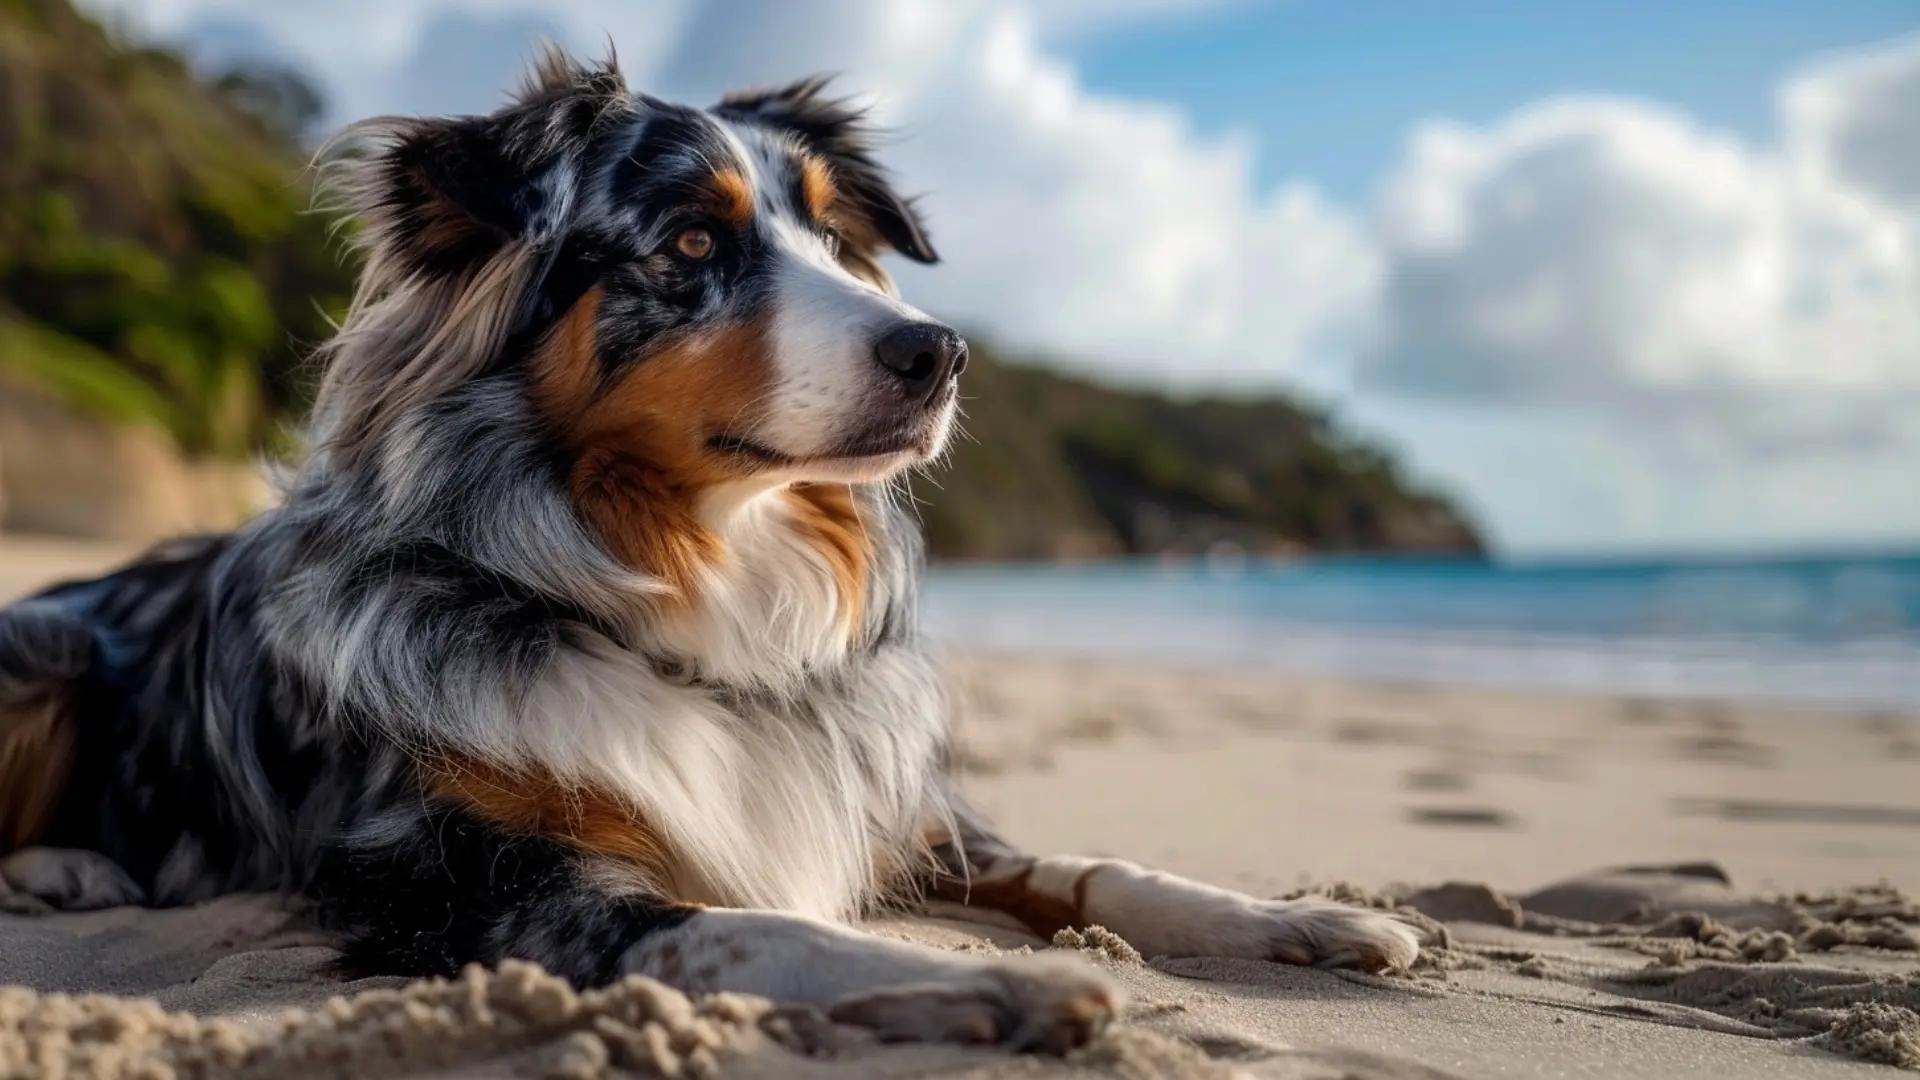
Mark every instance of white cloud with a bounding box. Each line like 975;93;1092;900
1351;40;1920;551
861;8;1378;388
1785;33;1920;213
1365;98;1919;412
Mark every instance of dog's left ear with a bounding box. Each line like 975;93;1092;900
717;77;939;265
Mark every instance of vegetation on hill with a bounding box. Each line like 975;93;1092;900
0;0;352;457
0;0;1483;559
922;348;1481;559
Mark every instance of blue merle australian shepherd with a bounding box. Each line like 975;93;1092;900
0;53;1416;1051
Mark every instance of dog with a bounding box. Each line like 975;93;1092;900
0;52;1417;1052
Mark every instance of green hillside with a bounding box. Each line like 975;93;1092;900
0;0;351;456
922;348;1481;559
0;0;1484;559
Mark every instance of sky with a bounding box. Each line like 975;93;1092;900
1065;1;1920;197
83;0;1920;555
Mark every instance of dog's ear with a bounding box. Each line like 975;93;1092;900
368;114;566;276
334;51;629;278
717;77;938;265
308;50;631;466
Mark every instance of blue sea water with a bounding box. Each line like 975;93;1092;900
921;552;1920;711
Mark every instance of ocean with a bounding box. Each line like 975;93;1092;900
921;551;1920;712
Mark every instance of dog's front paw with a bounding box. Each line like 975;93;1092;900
828;955;1121;1054
1136;892;1420;972
0;847;145;912
1244;896;1420;972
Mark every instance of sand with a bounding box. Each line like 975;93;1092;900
4;539;1919;1078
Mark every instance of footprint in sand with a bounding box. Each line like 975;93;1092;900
1405;806;1518;829
1402;767;1472;793
1672;731;1776;767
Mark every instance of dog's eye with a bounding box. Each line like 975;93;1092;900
674;226;715;261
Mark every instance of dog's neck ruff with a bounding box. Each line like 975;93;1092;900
638;481;862;688
265;457;945;922
465;486;945;920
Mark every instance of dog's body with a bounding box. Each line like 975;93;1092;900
0;54;1416;1050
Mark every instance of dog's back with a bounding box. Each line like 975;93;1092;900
2;540;217;878
0;534;383;906
0;589;95;857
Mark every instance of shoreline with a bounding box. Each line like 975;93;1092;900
921;548;1920;715
935;635;1920;720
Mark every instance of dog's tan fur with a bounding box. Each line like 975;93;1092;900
0;698;73;854
799;156;837;222
423;754;679;888
531;286;784;603
782;483;871;632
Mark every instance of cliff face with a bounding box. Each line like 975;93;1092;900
0;0;1484;558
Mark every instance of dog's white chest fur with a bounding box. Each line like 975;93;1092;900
520;638;949;919
282;476;949;922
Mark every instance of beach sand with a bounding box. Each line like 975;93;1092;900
3;540;1918;1078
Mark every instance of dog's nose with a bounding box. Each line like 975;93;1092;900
873;321;968;389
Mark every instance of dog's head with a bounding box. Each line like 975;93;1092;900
323;53;963;505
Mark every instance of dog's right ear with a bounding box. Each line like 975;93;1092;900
336;111;576;279
329;52;629;279
376;115;557;276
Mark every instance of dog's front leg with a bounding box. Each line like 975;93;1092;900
622;909;1120;1052
927;805;1420;972
318;804;1120;1053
